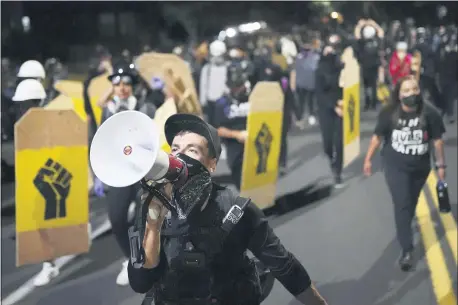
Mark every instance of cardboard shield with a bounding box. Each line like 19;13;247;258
153;98;178;153
240;82;284;209
340;47;361;168
135;52;202;115
15;109;90;266
87;72;111;126
44;94;94;191
53;80;87;122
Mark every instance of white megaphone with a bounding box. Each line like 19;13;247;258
90;111;186;188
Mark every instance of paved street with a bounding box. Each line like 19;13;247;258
1;112;457;305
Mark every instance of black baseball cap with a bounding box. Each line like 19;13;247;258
164;114;222;161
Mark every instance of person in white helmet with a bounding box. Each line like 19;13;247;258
12;79;61;286
12;79;47;120
16;60;46;81
199;40;228;126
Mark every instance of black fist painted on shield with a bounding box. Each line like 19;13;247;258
33;158;72;220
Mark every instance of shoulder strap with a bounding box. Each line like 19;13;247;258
221;196;251;235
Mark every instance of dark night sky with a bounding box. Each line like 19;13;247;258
1;1;457;62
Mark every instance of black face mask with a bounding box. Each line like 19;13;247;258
172;153;213;220
401;94;421;108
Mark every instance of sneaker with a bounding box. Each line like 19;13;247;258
116;260;130;286
308;116;317;126
398;250;413;271
88;223;92;247
33;262;59;287
334;174;345;189
220;144;227;161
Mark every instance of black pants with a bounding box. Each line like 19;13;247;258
205;101;217;126
230;161;243;191
294;88;315;120
384;165;429;252
107;185;140;258
362;68;378;109
317;106;343;176
420;76;442;111
439;81;457;118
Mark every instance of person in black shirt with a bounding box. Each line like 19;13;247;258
363;75;446;271
315;34;345;187
127;113;328;305
212;61;251;190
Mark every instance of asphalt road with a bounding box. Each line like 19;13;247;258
1;112;457;305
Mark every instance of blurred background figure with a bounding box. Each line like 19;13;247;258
354;18;384;111
291;39;320;129
199;40;228;126
389;41;412;86
315;33;345;188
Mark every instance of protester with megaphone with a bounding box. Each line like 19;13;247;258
90;110;329;305
94;62;156;286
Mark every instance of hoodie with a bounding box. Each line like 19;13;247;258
199;56;227;106
315;53;344;110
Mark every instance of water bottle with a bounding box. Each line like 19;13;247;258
437;180;451;213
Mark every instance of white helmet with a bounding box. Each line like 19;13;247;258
17;60;46;79
362;26;377;39
12;79;47;102
209;40;227;57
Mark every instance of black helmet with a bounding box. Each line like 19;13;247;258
108;62;138;85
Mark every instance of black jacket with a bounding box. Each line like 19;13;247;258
128;184;311;300
315;53;344;110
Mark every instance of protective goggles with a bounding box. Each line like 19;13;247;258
112;75;133;86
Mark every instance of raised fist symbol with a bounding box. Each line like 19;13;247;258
33;158;73;220
348;95;356;133
255;123;273;174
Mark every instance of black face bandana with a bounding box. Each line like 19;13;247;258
401;94;421;108
172;154;213;220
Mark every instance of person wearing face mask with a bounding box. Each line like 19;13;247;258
212;61;251;190
95;63;156;286
126;113;329;305
199;40;228;126
389;42;412;86
363;75;446;271
315;34;346;188
292;40;321;129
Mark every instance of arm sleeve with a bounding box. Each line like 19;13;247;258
128;246;167;293
426;106;446;140
374;108;391;137
245;203;312;296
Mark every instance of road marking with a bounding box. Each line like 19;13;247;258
425;171;458;265
1;218;112;305
417;189;457;305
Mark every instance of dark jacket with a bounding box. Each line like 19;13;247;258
315;53;344;110
128;184;312;302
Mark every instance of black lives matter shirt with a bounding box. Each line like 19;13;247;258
213;95;250;169
374;103;445;171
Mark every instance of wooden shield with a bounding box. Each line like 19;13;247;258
53;80;87;122
15;109;90;266
240;82;284;209
135;52;202;115
340;47;361;168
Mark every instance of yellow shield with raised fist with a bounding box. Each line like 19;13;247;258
15;109;90;266
240;82;284;209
